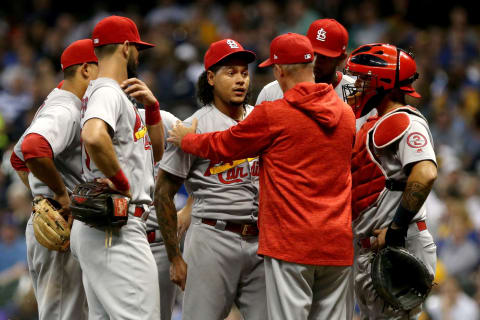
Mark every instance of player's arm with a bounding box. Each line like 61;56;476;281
10;150;31;191
21;134;70;210
388;160;437;228
81;119;131;196
121;78;165;162
169;104;272;162
373;160;437;249
154;169;187;290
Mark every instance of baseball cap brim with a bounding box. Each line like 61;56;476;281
258;58;273;68
134;40;156;50
313;46;344;58
209;50;256;69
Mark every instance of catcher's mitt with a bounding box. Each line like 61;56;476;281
371;247;434;311
70;181;129;228
32;198;71;251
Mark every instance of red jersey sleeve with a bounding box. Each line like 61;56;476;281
181;104;272;162
21;133;54;161
10;151;29;172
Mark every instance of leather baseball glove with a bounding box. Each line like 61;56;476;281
371;246;434;311
32;197;71;251
70;181;129;228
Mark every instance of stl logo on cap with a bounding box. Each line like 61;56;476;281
226;39;239;49
203;39;256;70
316;28;327;42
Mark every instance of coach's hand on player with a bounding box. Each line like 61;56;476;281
167;119;198;147
170;255;187;291
121;78;157;106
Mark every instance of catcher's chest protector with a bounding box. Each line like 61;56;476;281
351;116;385;220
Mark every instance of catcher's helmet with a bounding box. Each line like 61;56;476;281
343;43;420;118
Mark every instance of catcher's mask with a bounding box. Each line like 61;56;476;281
342;43;420;118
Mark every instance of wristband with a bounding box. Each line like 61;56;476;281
109;169;130;192
392;204;416;230
145;101;161;126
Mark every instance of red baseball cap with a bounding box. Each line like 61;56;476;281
259;33;314;68
92;16;155;50
60;39;98;70
204;39;256;70
306;19;348;58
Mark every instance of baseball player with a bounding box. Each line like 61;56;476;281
255;19;367;119
141;107;192;320
343;43;437;319
155;39;265;320
9;39;98;320
168;33;356;320
69;16;163;319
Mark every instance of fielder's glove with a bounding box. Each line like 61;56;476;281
371;246;434;311
70;181;129;228
32;197;71;251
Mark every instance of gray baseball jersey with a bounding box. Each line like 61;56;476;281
158;104;259;223
80;77;155;205
14;88;88;320
13;88;83;197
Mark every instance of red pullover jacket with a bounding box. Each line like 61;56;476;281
182;82;355;265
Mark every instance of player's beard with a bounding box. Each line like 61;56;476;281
127;56;138;78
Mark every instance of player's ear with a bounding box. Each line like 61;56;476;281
207;70;215;86
122;41;130;59
80;63;89;79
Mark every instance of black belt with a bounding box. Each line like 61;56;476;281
385;179;406;191
201;218;259;236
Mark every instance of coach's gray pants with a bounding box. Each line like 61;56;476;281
264;256;354;320
70;216;160;320
26;216;88;320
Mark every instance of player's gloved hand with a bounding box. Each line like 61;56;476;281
54;190;73;228
170;255;188;291
385;224;407;247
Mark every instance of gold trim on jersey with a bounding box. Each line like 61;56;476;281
209;157;258;175
135;126;147;140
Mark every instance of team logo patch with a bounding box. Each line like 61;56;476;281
316;28;327;41
113;198;128;217
305;53;312;60
407;132;427;148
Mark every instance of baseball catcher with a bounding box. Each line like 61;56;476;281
343;43;437;319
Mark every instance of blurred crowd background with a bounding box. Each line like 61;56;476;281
0;0;479;319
